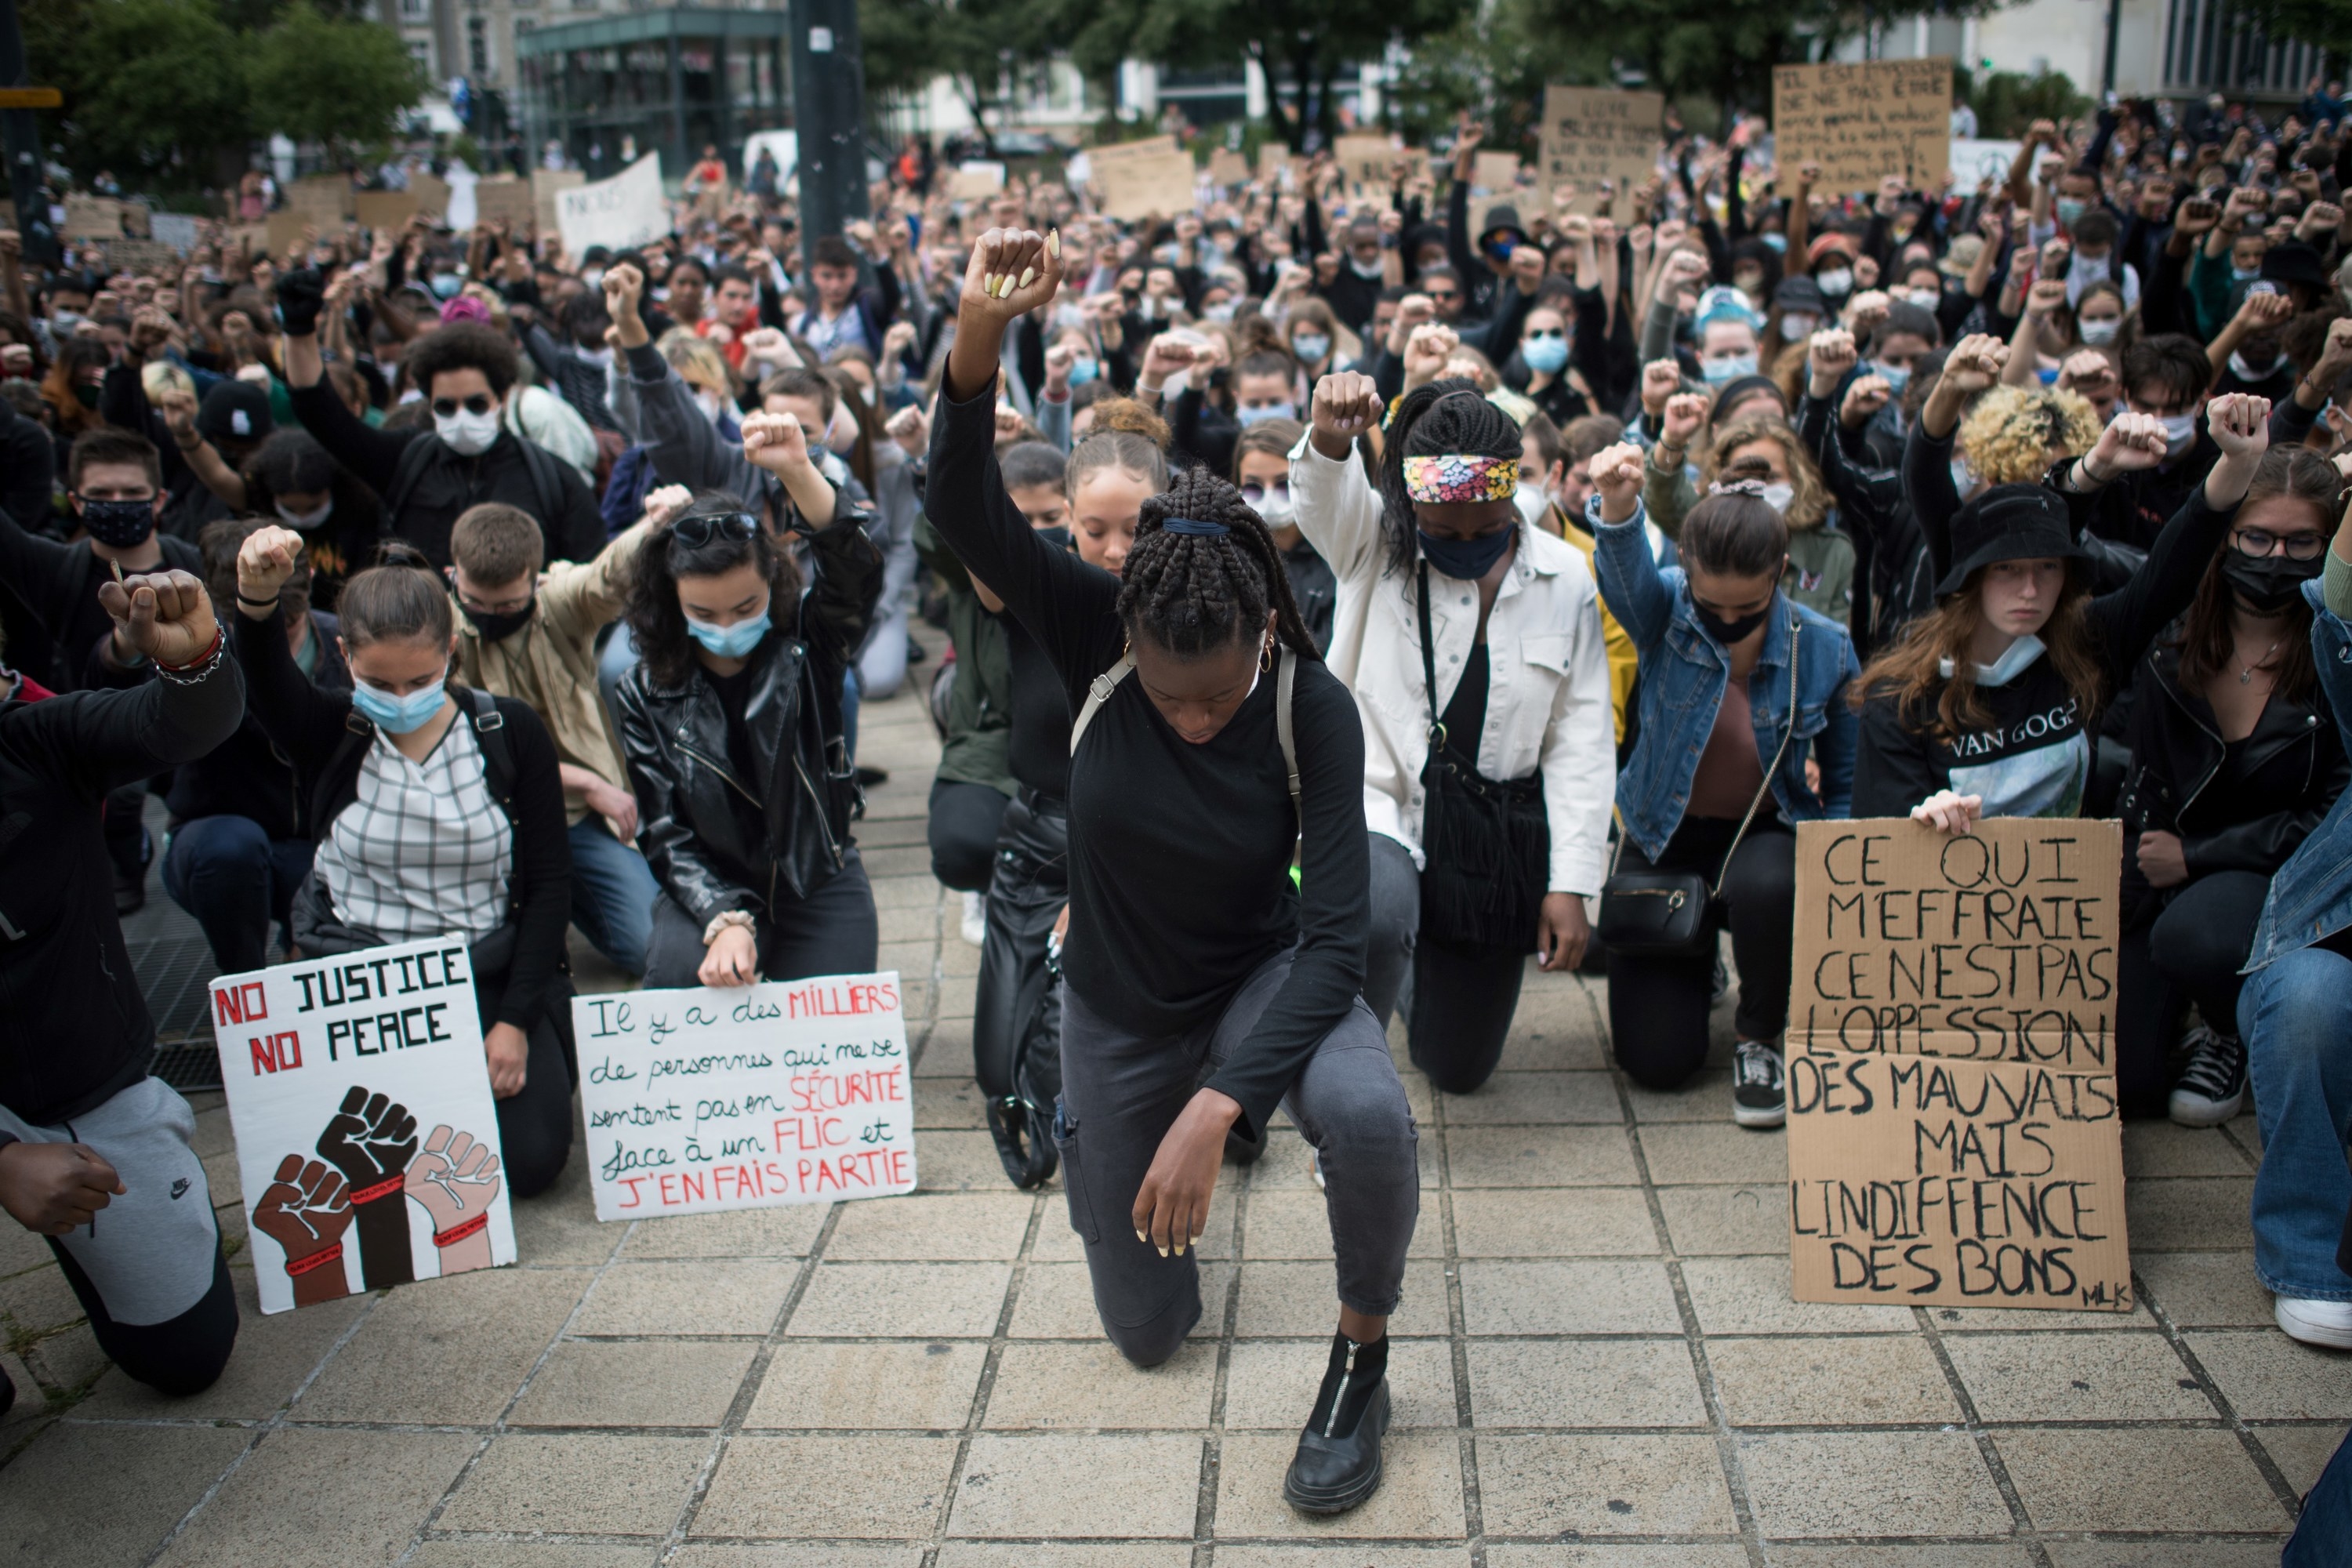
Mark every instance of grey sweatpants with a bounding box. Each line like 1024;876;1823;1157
1055;948;1418;1367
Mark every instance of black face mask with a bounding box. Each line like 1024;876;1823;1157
78;496;155;550
1693;601;1771;645
460;598;536;643
2220;550;2322;614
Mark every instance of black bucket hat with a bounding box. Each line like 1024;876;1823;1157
1934;482;2092;598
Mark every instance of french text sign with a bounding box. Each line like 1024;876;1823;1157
1540;86;1664;215
1786;818;2129;1311
211;938;516;1314
572;972;917;1222
1772;58;1952;191
557;153;668;257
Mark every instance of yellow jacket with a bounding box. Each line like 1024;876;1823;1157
1548;503;1637;746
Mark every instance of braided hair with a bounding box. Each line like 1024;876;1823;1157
1116;465;1321;662
1376;376;1524;579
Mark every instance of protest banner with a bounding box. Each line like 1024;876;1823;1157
947;161;1007;201
355;190;419;233
473;175;535;228
211;937;516;1314
1207;147;1250;187
1784;818;2131;1312
1540;85;1665;215
1950;137;2024;191
409;172;451;222
557;153;667;256
1473;151;1523;194
1088;134;1178;169
573;972;918;1222
1772;58;1952;191
61;194;125;239
265;209;315;256
149;212;202;253
288;174;355;220
532;168;584;235
1098;151;1198;221
89;238;180;276
1334;133;1396;192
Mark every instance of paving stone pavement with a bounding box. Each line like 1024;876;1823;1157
2;656;2343;1565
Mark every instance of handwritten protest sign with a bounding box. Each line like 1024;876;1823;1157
211;937;515;1314
61;195;126;239
557;153;667;256
947;161;1007;201
1540;86;1664;215
89;238;180;276
532;168;583;235
288;174;355;220
573;973;917;1222
1207;147;1250;187
1785;818;2130;1312
1097;151;1198;221
1773;58;1951;191
1334;133;1396;192
1951;137;2024;191
473;175;535;228
409;172;451;222
1088;134;1178;169
355;190;419;233
149;213;202;253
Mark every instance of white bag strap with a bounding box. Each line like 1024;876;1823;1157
1069;645;1301;833
1069;650;1134;757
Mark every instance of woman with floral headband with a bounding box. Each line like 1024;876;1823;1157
1290;373;1613;1099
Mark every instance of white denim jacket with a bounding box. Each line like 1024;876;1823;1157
1288;430;1615;895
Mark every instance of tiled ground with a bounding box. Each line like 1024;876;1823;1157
3;649;2344;1565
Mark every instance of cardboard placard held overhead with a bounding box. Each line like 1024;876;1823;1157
471;175;536;230
211;938;517;1314
1207;147;1250;187
266;209;317;256
89;238;181;277
354;190;419;233
408;172;451;222
149;212;203;253
532;168;584;235
1772;57;1952;192
1087;134;1178;169
1473;151;1524;195
573;973;917;1221
1096;151;1197;220
946;161;1007;201
1540;85;1664;215
556;153;668;256
287;174;356;220
61;194;126;239
1334;133;1396;192
1784;818;2131;1313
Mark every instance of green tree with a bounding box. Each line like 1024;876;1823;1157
861;0;1066;154
23;0;250;182
249;1;427;154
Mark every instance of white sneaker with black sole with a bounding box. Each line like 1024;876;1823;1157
2169;1025;2247;1127
1732;1039;1786;1128
960;889;986;948
2275;1296;2352;1348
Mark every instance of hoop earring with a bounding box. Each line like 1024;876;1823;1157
1260;634;1276;673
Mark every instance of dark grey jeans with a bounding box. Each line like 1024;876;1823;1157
1056;948;1418;1367
1363;829;1534;1094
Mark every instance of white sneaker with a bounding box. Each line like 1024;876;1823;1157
960;889;986;947
2274;1296;2352;1349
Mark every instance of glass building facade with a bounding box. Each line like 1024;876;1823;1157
515;9;793;181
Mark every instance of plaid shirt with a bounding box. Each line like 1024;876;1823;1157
315;717;512;942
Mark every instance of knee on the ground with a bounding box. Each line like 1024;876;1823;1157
2246;949;2352;1065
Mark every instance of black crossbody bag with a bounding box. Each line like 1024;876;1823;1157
1414;561;1550;953
1595;622;1798;956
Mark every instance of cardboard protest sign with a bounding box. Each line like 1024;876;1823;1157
1207;147;1250;187
265;209;315;256
573;973;917;1222
408;172;451;222
473;175;535;229
1473;151;1523;194
557;153;668;256
1334;133;1396;192
1785;818;2130;1312
149;213;202;253
1540;85;1664;215
354;190;419;233
89;238;180;276
211;937;517;1314
1088;134;1178;169
61;194;126;239
947;161;1007;200
288;174;356;220
1773;58;1951;191
532;168;583;235
1098;151;1197;221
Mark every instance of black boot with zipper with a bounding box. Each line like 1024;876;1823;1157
1283;1331;1389;1514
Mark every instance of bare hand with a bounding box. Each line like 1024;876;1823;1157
2136;829;2188;889
236;523;307;608
484;1022;528;1098
1639;358;1682;416
1131;1088;1238;1257
0;1142;124;1236
699;924;760;987
1941;332;2009;395
97;568;218;667
1911;789;1984;837
603;262;648;349
2084;411;2171;480
1309;370;1381;451
962;226;1063;324
1537;892;1589;973
1840;375;1892;429
740;409;812;474
1588;441;1646;522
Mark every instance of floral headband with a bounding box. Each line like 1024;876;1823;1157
1403;454;1519;503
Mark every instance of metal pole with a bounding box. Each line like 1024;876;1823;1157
2102;0;2122;95
788;0;870;278
0;0;57;268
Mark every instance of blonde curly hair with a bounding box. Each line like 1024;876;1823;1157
1957;385;2100;485
1699;416;1830;532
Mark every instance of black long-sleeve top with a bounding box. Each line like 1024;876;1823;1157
234;607;572;1033
923;383;1370;1141
0;655;246;1124
0;503;201;691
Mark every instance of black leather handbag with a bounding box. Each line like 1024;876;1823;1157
1414;562;1550;953
1596;622;1798;957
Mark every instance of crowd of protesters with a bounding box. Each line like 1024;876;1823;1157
5;85;2352;1527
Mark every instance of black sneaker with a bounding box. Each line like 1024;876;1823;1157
2169;1025;2246;1127
1731;1039;1785;1129
854;764;890;787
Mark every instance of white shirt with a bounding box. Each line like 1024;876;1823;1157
1287;430;1616;895
315;717;512;942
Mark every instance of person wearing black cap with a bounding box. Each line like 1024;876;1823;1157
1850;387;2275;829
1759;276;1826;370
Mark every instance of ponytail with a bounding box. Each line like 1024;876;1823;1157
339;539;453;650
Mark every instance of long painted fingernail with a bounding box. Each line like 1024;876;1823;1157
1047;229;1061;258
1173;1239;1186;1257
1018;267;1036;289
1136;1229;1148;1244
1156;1243;1169;1258
1000;274;1018;298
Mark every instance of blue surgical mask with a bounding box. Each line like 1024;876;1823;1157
1700;354;1759;386
1236;401;1298;426
1068;357;1099;386
427;273;462;299
1291;332;1331;364
1761;232;1788;254
1872;361;1912;396
1950;459;1976;498
688;610;771;659
1522;334;1570;373
2056;197;2088;229
1418;525;1515;580
350;677;448;735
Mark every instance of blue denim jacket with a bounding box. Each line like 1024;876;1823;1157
2245;577;2352;973
1592;495;1862;860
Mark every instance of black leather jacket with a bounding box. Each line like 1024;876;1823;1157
2119;638;2348;880
615;519;884;926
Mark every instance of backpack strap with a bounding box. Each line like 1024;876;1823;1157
379;430;439;531
463;687;517;812
1276;647;1300;833
514;437;565;544
1068;651;1134;757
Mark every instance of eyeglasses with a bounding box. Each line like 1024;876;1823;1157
2234;528;2326;561
431;394;495;418
1427;289;1462;302
671;510;761;548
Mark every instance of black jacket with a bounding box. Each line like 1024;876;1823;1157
287;379;605;568
0;656;246;1124
233;607;572;1033
0;506;201;692
2120;640;2348;880
615;519;884;927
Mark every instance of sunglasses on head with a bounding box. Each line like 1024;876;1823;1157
671;510;761;548
432;394;496;418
